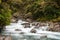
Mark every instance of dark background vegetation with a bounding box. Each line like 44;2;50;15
0;0;60;29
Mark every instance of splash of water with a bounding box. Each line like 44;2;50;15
2;20;60;40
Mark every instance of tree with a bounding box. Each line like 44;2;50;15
0;1;12;32
26;0;60;22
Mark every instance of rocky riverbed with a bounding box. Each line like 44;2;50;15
48;22;60;32
0;35;12;40
11;18;60;32
1;19;60;40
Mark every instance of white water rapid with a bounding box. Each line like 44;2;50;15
2;20;60;40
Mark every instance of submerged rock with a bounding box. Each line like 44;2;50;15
21;23;30;28
15;29;22;31
19;32;25;34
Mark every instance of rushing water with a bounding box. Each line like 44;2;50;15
2;20;60;40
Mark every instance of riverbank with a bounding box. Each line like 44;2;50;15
1;19;60;40
11;18;60;32
0;35;12;40
48;22;60;32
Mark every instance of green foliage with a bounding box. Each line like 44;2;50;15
0;0;60;25
0;2;12;26
44;5;60;20
26;0;60;22
0;0;1;3
7;0;59;22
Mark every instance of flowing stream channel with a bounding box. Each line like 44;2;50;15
2;20;60;40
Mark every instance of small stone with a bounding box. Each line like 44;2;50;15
15;29;21;31
30;29;36;33
20;32;24;34
22;23;30;28
26;19;32;23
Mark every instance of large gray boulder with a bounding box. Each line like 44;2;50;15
49;22;60;32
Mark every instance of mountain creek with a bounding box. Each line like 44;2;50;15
1;19;60;40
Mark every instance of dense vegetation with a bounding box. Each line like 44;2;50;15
25;0;60;22
7;0;60;22
0;0;60;28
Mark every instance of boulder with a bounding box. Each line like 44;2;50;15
49;22;60;32
32;22;40;26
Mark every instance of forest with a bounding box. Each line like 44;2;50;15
0;0;60;28
0;0;60;40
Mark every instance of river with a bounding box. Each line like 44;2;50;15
2;20;60;40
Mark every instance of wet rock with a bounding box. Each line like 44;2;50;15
34;22;48;29
49;22;60;32
30;29;36;33
21;23;30;28
0;35;12;40
20;32;24;34
39;22;47;27
26;19;32;23
24;25;30;28
34;26;40;29
32;22;48;27
15;29;21;31
32;22;40;26
32;23;36;26
21;23;30;25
